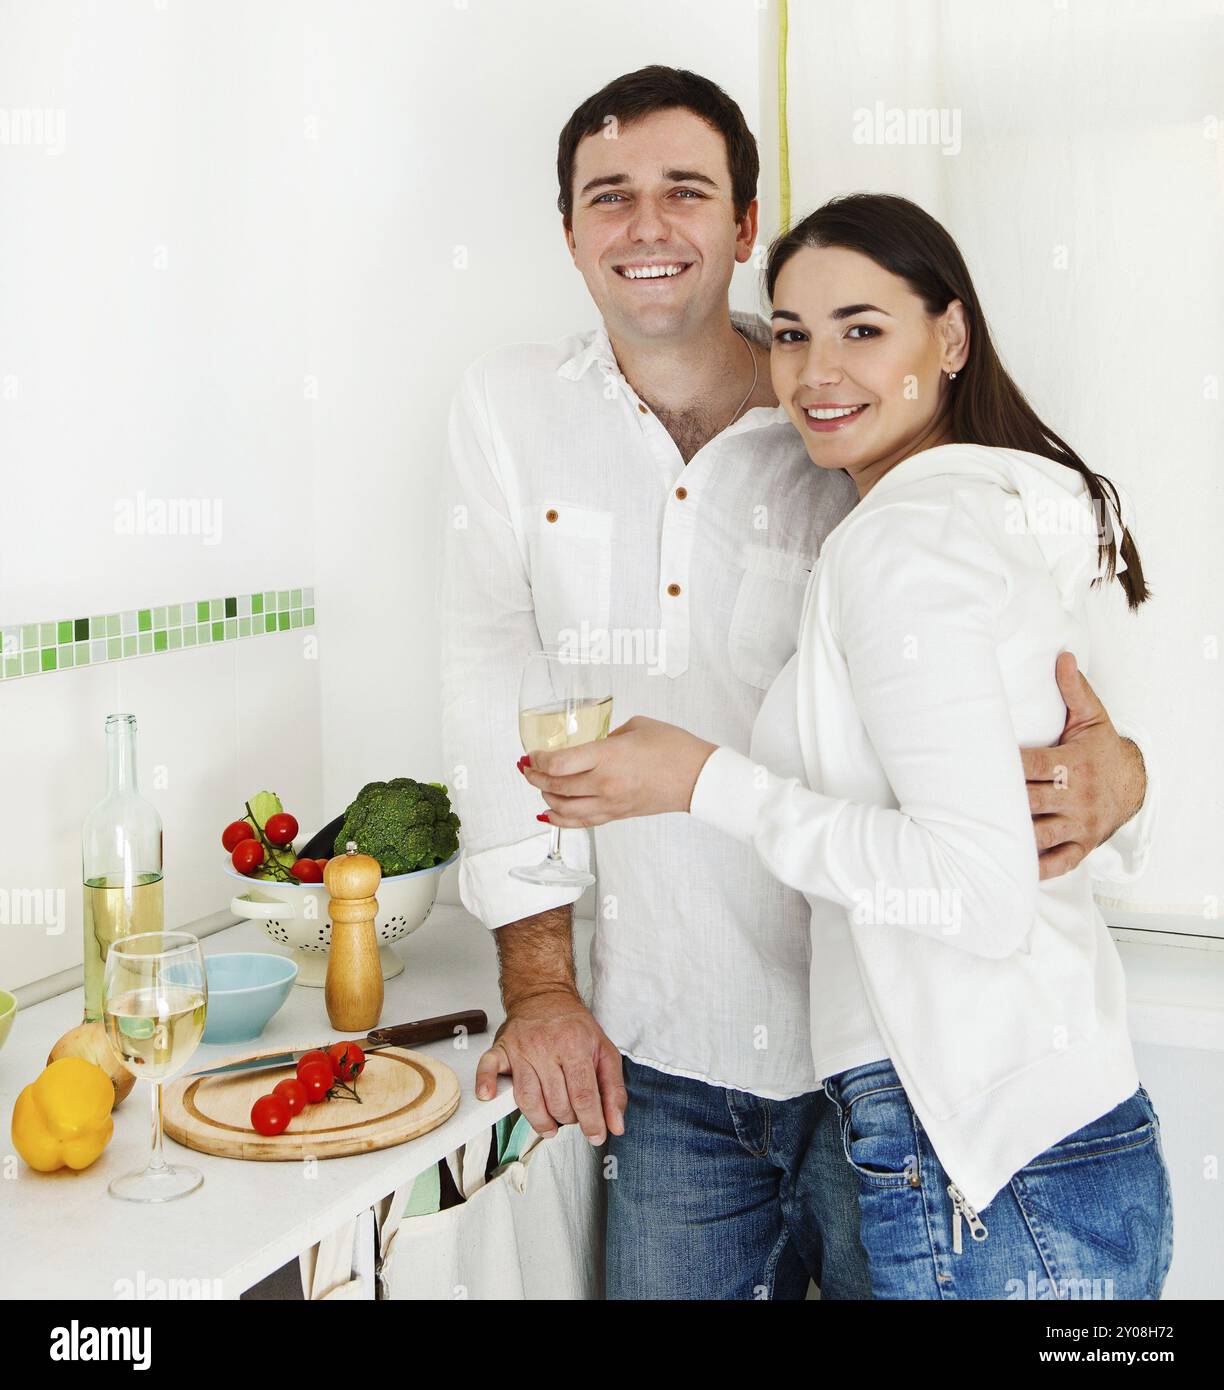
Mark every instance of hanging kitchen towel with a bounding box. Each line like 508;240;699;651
495;1111;536;1167
445;1128;493;1199
401;1160;443;1218
298;1216;366;1300
493;1111;518;1166
380;1165;525;1300
502;1122;606;1299
378;1124;605;1301
377;1137;475;1295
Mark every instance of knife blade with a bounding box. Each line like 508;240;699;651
185;1009;489;1079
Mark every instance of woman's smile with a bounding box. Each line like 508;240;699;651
800;401;871;431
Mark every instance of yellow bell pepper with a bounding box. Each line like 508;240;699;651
11;1056;115;1173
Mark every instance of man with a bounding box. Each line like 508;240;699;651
440;66;1152;1300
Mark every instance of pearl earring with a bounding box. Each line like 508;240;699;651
948;370;958;380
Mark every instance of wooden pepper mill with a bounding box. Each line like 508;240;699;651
324;842;384;1031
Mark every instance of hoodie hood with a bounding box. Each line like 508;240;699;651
858;443;1128;610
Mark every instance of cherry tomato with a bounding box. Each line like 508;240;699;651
231;839;265;875
297;1062;333;1104
290;858;323;883
272;1078;307;1116
264;812;299;848
222;819;256;852
327;1041;366;1083
296;1050;333;1079
314;858;329;873
251;1094;291;1136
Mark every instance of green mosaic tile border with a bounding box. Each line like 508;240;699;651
0;587;316;681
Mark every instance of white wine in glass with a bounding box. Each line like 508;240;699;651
510;650;612;889
103;930;207;1203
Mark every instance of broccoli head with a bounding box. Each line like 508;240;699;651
334;777;460;876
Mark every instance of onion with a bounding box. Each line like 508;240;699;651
47;1021;136;1108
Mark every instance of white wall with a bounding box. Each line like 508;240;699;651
0;0;765;978
780;0;1224;923
0;1;327;989
0;0;319;617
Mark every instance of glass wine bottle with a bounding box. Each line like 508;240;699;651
81;713;164;1021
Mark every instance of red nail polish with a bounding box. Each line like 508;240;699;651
516;756;526;771
536;812;550;822
522;754;532;768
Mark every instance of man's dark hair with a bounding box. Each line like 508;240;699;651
556;65;758;229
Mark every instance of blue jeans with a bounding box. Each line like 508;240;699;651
822;1057;1175;1300
605;1055;872;1299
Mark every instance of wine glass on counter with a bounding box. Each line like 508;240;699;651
510;649;612;889
103;931;207;1202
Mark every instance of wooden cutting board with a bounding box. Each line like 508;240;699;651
162;1046;460;1161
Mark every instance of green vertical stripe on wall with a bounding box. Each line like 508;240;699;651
778;0;791;233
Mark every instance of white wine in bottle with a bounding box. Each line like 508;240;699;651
81;714;164;1021
83;874;164;1021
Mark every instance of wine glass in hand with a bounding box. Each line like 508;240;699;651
510;650;612;889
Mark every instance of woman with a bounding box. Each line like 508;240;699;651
520;194;1174;1300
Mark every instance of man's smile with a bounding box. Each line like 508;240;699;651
612;260;693;280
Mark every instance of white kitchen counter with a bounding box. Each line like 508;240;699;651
2;903;1220;1299
0;904;593;1300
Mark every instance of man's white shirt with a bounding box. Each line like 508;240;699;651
439;311;1154;1100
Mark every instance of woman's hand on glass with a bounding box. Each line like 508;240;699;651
519;716;718;827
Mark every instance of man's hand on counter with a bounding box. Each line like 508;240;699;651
473;906;626;1145
475;989;627;1146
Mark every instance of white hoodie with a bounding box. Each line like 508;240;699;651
691;443;1151;1213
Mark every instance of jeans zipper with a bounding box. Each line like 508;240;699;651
947;1182;988;1254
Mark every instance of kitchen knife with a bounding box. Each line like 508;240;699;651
185;1010;488;1079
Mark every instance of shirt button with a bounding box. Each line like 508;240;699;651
638;403;648;414
666;583;681;597
674;486;688;500
545;509;559;523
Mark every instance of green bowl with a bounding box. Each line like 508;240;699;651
0;990;16;1052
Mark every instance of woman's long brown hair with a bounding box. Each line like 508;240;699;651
765;194;1149;609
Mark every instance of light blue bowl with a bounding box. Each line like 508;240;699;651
201;953;298;1044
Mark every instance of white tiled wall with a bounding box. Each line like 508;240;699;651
0;0;761;984
0;632;323;992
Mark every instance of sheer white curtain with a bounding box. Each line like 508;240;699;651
769;0;1223;925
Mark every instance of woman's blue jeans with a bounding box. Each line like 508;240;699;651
822;1057;1175;1299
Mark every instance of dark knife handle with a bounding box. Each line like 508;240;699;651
367;1011;488;1048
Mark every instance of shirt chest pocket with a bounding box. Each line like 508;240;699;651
520;502;614;652
728;545;814;690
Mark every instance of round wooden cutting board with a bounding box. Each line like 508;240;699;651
162;1046;460;1161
